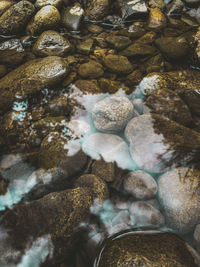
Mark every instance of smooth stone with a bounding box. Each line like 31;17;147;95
155;36;189;60
0;65;7;78
91;158;116;182
85;0;109;20
35;0;62;9
33;30;71;57
0;0;14;16
119;23;146;39
0;39;25;65
26;5;61;35
99;78;130;94
95;231;200;267
77;38;93;55
129;200;164;227
62;3;84;31
119;42;156;57
158;167;200;233
92;95;134;132
105;35;131;51
0;1;35;35
103;54;133;74
123;170;157;199
148;7;167;29
78;60;104;79
82;133;132;169
0;56;68;114
132;98;143;114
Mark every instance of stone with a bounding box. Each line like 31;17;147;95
105;35;131;51
137;31;157;44
119;42;156;57
85;0;109;20
26;5;60;36
119;23;146;39
0;56;68;114
117;0;148;21
0;1;35;36
129;200;164;227
0;39;25;66
103;54;133;74
75;79;101;94
92;95;134;132
78;60;104;79
158;167;200;234
99;78;131;94
167;0;184;17
62;4;84;31
149;0;165;9
0;0;14;16
145;88;193;126
125;69;143;86
155;36;189;60
74;174;109;201
95;231;199;267
184;0;200;5
148;7;167;29
123;170;157;199
125;114;200;173
66;120;91;138
40;132;87;178
194;224;200;252
33;30;71;57
77;38;94;55
132;98;144;114
35;0;62;9
82;133;133;169
47;95;69;116
91;158;116;182
0;65;7;78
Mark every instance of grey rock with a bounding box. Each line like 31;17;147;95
62;3;84;31
117;0;148;21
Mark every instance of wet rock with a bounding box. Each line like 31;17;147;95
132;98;144;114
184;0;200;5
35;0;63;9
145;88;193;126
87;24;103;34
105;35;131;51
103;54;133;74
158;167;200;233
66;120;91;138
0;0;14;16
0;1;35;36
119;42;156;57
92;95;134;132
40;132;87;178
62;4;84;31
155;36;189;60
0;187;93;265
137;31;157;44
77;38;94;55
82;133;132;169
125;114;200;173
91;158;116;182
75;79;101;94
117;0;148;20
0;39;25;66
167;0;184;18
123;170;157;199
125;69;143;86
85;0;109;20
196;27;200;61
26;5;60;36
0;178;8;195
99;78;131;94
95;231;199;267
148;7;166;29
74;174;109;201
119;23;146;39
129;200;164;227
0;65;7;78
149;0;165;9
0;56;68;113
78;60;104;79
47;95;69;116
194;224;200;252
33;30;71;57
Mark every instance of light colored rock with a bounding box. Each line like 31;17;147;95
35;0;62;9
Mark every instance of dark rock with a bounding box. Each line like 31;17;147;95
0;65;7;78
119;42;156;57
125;69;142;86
62;4;84;31
99;78;131;94
0;0;14;17
91;158;116;182
75;79;101;94
119;23;146;39
103;54;133;74
78;60;104;79
167;0;184;18
105;35;131;51
47;95;69;116
85;0;109;20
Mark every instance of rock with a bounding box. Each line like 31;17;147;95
119;23;146;39
0;1;35;36
26;5;60;35
0;39;25;66
184;0;200;6
158;167;200;233
123;170;157;199
0;0;14;16
35;0;63;9
105;35;131;51
74;174;109;201
85;0;109;20
132;98;144;114
75;79;101;94
145;88;193;126
0;187;93;265
66;120;91;138
95;231;199;267
194;224;200;252
196;27;200;61
33;30;71;57
77;38;94;55
125;114;200;173
62;4;84;31
137;31;157;44
148;7;166;29
0;65;7;78
155;36;189;60
149;0;166;9
47;95;69;116
119;42;156;57
103;54;133;74
117;0;148;20
0;56;68;113
91;158;116;182
78;60;104;79
125;69;143;86
129;200;164;227
99;78;130;94
82;133;132;169
92;95;134;132
167;0;184;17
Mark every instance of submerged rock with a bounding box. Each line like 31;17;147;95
92;95;134;132
85;0;109;20
95;231;200;267
105;35;131;51
148;7;166;29
158;167;200;233
119;42;156;57
0;1;35;36
103;54;133;74
117;0;148;20
62;3;84;31
78;60;104;79
0;0;14;17
0;56;68;113
91;158;116;182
